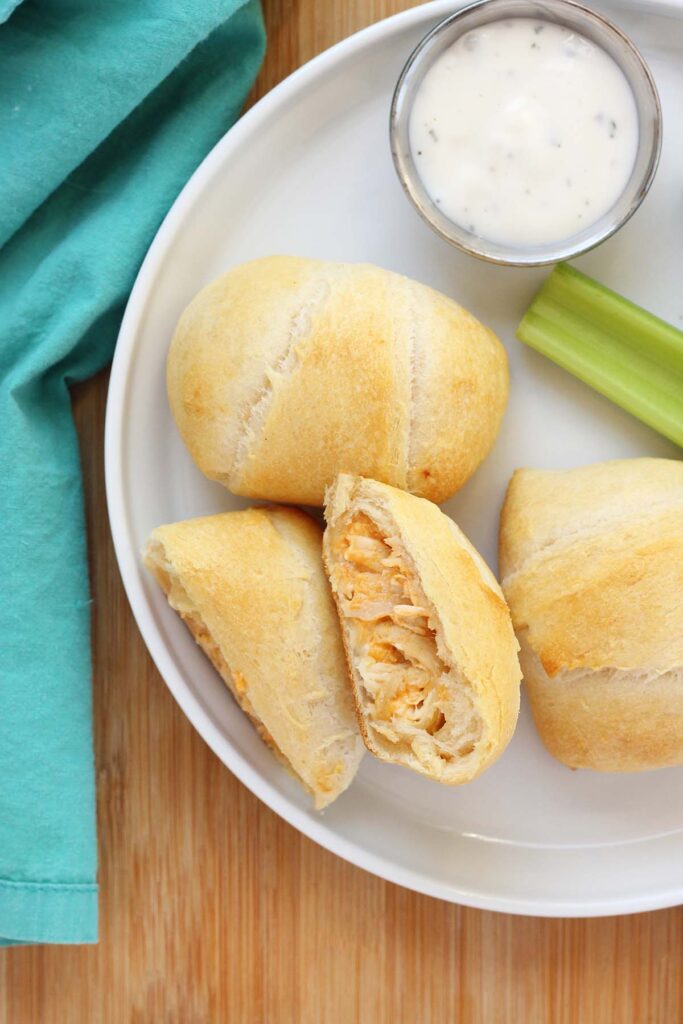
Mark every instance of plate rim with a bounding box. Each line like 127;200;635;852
105;0;683;917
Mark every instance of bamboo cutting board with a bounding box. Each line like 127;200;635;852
1;2;683;1021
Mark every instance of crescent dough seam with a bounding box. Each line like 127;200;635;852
228;269;341;487
502;494;683;588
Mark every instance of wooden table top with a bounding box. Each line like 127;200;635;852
2;1;682;1021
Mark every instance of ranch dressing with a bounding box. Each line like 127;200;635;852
409;18;639;247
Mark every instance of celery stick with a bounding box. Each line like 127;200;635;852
517;263;683;447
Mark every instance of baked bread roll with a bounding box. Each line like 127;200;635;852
499;458;683;772
144;507;364;808
323;474;521;784
168;256;508;506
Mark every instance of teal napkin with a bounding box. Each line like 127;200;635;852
0;0;265;945
0;1;22;26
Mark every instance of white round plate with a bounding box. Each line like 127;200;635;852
106;0;683;916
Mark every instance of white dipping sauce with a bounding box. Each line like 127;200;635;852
409;18;639;246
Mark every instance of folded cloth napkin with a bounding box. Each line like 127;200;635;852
0;0;265;945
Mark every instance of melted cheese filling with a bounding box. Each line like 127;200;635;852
334;514;481;767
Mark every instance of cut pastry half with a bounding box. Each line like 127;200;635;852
323;475;521;784
144;506;364;808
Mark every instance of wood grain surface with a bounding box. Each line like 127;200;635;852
2;2;682;1021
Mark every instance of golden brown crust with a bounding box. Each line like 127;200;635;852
520;641;683;772
499;458;683;771
167;256;508;506
144;506;364;808
323;474;521;784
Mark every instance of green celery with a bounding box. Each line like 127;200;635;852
517;263;683;447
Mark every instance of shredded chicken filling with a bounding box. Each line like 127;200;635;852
335;514;481;764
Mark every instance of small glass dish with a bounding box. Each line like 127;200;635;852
390;0;662;267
